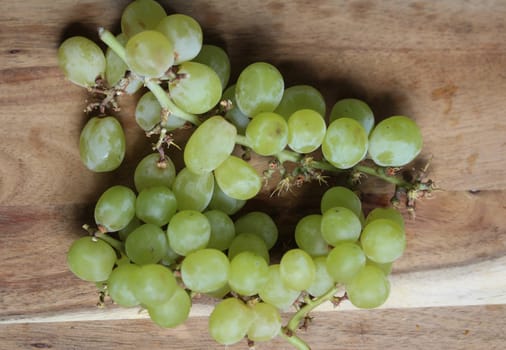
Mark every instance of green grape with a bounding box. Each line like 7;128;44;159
214;155;262;200
235;62;284;117
105;33;143;93
107;263;141;307
329;98;375;135
169;61;222;114
148;286;191;328
125;224;168;265
125;30;174;78
234;211;278;250
274;85;326;120
118;216;141;241
360;219;406;263
279;249;316;291
135;91;186;132
346;264;390;309
209;298;253;345
181;248;229;293
67;236;117;282
245;112;288;156
157;14;202;64
172;167;214;211
161;244;180;266
206;283;231;299
287;109;327;153
134;153;176;193
228;233;269;264
365;207;405;230
368;259;393;275
228;251;269;296
121;0;167;38
326;242;366;284
368;116;423;167
204;210;236;251
79;116;125;172
58;36;105;88
184;116;237;174
258;264;300;310
133;264;177;307
247;302;282;342
294;214;329;257
193;44;231;89
166;210;210;256
322;117;368;169
222;84;250;134
94;185;136;232
207;178;247;215
320;186;362;218
321;207;362;245
135;186;177;227
306;256;335;297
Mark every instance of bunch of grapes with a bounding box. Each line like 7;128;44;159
58;0;434;348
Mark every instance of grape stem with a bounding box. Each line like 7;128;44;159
279;286;344;350
98;28;201;126
82;224;124;253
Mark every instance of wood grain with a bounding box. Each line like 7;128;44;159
0;0;505;349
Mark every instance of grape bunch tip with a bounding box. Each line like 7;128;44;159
58;0;436;349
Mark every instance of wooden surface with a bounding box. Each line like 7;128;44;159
1;0;505;349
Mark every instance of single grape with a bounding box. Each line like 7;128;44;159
125;224;168;265
209;298;253;345
105;33;143;94
228;233;269;264
135;186;177;227
133;264;177;307
205;283;231;299
322;117;368;169
156;14;202;64
346;264;390;309
321;206;362;245
274;85;326;120
365;207;405;230
326;242;366;284
107;263;141;307
94;185;136;232
306;256;335;297
166;210;210;256
184;116;237;174
368;259;393;275
258;264;300;310
79;116;125;172
172;167;214;212
118;216;141;241
247;302;282;342
135;91;186;131
169;61;222;114
222;84;250;134
161;244;180;266
181;248;229;293
134;153;176;193
228;251;269;296
279;249;316;291
58;36;105;88
125;30;174;78
245;112;288;156
329;98;375;135
207;178;247;215
368;116;423;167
287;109;327;153
360;219;406;263
294;214;329;257
121;0;167;38
320;186;362;218
234;211;278;250
204;210;236;251
67;236;117;282
235;62;284;117
193;44;231;89
148;286;191;328
214;155;262;200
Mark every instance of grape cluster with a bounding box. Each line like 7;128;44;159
59;0;431;348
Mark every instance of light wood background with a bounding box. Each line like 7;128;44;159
1;0;505;349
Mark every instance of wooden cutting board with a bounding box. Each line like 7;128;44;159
1;0;505;349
